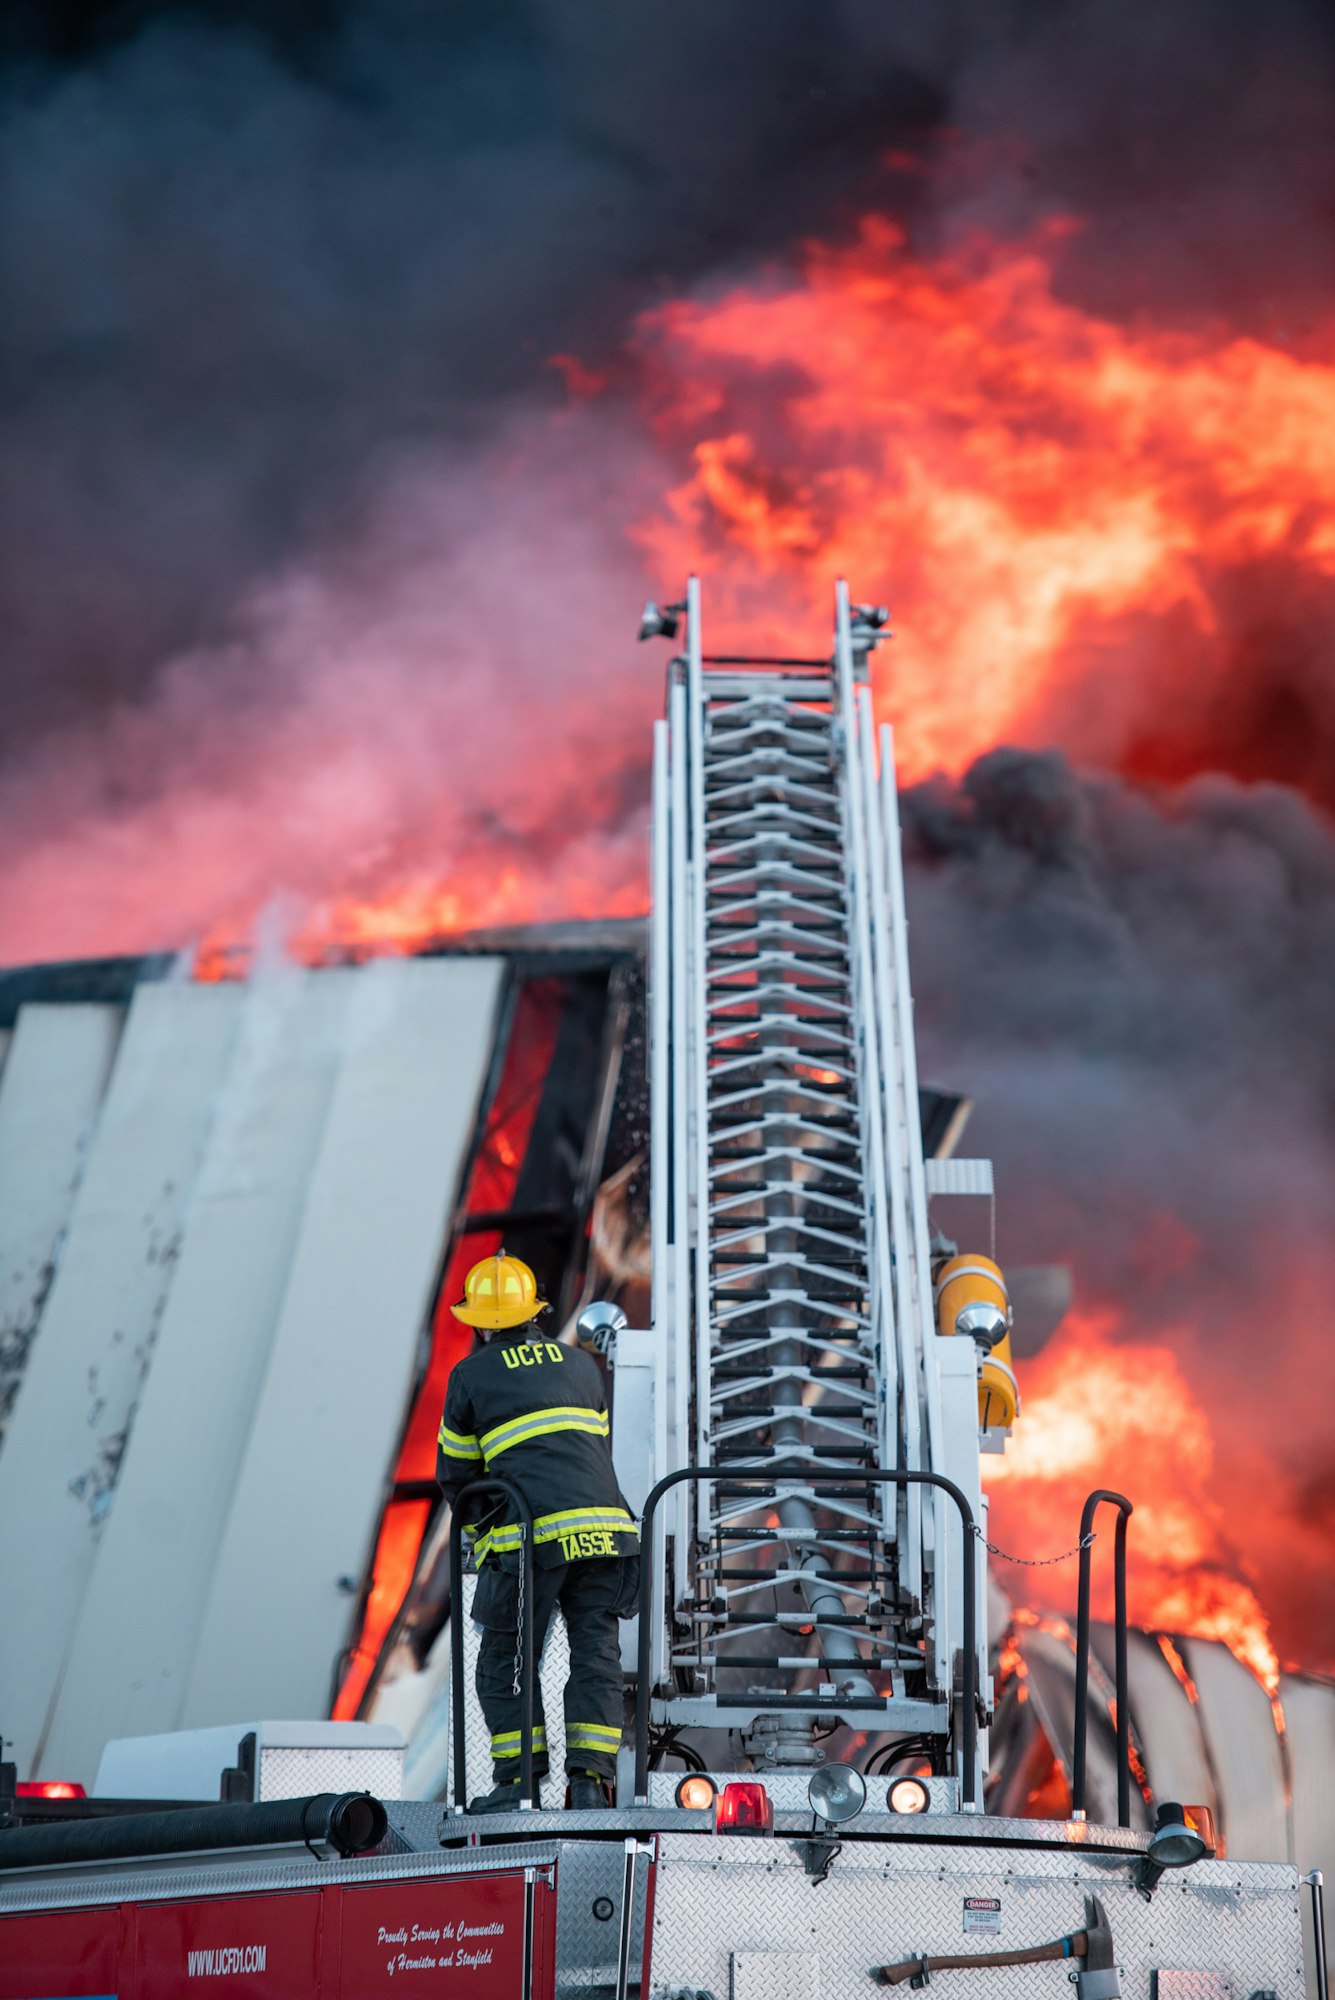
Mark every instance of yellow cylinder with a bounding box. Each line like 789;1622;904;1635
934;1253;1020;1432
977;1353;1019;1431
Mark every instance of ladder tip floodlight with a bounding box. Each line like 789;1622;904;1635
639;599;681;641
576;1300;628;1354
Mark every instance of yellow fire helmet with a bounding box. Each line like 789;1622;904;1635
451;1250;547;1331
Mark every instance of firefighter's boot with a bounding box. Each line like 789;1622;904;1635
569;1773;612;1810
469;1779;538;1815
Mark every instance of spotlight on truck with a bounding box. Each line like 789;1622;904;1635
808;1764;866;1825
1137;1801;1215;1897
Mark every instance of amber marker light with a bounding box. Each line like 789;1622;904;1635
887;1777;929;1815
674;1774;718;1812
1182;1804;1218;1855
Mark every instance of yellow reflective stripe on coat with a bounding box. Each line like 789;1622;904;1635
538;1505;637;1540
437;1420;483;1460
479;1505;638;1556
479;1405;609;1461
491;1726;547;1758
565;1723;622;1749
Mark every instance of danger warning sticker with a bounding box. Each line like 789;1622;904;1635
963;1897;1001;1934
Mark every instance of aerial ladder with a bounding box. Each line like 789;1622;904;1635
633;576;998;1802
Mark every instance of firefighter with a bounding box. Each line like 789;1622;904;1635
436;1251;639;1813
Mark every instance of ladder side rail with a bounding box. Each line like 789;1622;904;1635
685;578;714;1501
879;719;954;1703
668;669;694;1603
854;680;926;1610
648;716;672;1691
831;591;897;1577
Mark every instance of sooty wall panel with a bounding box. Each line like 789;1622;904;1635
0;982;240;1778
182;956;503;1726
1282;1673;1335;1992
0;1004;123;1456
41;969;357;1781
1185;1636;1288;1862
1123;1629;1218;1818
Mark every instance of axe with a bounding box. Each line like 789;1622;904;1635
872;1894;1120;1995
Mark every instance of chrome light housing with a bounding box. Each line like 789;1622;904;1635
808;1763;867;1825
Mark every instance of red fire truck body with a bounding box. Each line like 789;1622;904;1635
0;1863;555;2000
0;1799;1314;1999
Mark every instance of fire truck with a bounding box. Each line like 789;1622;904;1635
0;582;1322;1998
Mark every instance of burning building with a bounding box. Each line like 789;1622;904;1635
0;931;1330;1904
0;928;635;1784
2;0;1333;1981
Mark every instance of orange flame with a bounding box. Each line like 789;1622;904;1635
984;1311;1280;1691
133;207;1335;974
634;215;1335;795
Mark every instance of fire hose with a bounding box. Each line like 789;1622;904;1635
872;1894;1120;1995
0;1792;388;1872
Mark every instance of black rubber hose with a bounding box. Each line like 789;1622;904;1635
0;1791;387;1872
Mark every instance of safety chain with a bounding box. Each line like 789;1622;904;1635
971;1524;1098;1567
511;1528;526;1697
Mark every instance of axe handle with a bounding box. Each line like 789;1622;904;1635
873;1932;1086;1984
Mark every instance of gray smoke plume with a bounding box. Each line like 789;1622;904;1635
903;748;1335;1664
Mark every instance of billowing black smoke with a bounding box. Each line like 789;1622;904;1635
903;748;1335;1664
3;0;1333;764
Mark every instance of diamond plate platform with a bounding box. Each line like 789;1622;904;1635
646;1834;1305;2000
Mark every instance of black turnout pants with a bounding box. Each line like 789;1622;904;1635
472;1554;637;1784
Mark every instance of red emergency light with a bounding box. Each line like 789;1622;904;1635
715;1782;772;1834
15;1782;86;1799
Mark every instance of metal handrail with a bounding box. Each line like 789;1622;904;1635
633;1465;981;1806
1072;1488;1134;1827
1305;1870;1329;2000
448;1476;538;1812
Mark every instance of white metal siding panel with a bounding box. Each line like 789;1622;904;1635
41;970;357;1781
182;955;504;1726
1183;1636;1289;1862
0;981;240;1778
1282;1674;1335;1994
1121;1630;1217;1815
0;1003;123;1454
1285;1672;1335;1871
